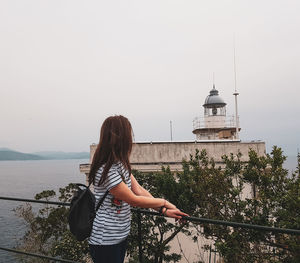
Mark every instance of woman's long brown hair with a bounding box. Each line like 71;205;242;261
89;115;132;186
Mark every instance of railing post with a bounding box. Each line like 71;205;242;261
214;248;216;263
137;208;143;263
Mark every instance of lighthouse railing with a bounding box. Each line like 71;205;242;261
193;115;239;130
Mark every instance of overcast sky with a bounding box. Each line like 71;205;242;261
1;0;299;155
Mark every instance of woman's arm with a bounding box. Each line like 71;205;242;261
110;181;188;219
130;174;153;198
131;175;189;219
130;174;176;210
110;181;169;209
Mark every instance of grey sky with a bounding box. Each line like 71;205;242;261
1;0;299;155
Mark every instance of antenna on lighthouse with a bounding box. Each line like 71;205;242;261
170;120;173;141
233;37;240;140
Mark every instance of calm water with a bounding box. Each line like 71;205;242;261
0;159;87;263
0;157;298;263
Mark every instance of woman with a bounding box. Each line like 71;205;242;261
88;115;188;263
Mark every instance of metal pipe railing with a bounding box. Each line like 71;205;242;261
131;208;300;235
136;209;143;263
1;196;300;235
193;115;238;130
1;195;300;263
0;246;81;263
2;195;299;235
0;196;71;206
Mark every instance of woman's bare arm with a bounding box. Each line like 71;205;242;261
110;181;166;209
130;174;177;209
130;174;189;219
110;174;188;219
131;174;153;198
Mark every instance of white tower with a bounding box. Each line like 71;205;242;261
193;85;240;140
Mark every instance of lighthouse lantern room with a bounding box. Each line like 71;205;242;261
193;85;240;140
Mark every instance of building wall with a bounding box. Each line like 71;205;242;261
85;140;266;172
195;131;221;140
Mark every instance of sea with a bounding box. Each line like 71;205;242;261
0;157;298;263
0;159;87;263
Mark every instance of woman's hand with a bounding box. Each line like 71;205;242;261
164;200;177;210
164;208;189;220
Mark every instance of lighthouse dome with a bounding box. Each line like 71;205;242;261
203;85;226;108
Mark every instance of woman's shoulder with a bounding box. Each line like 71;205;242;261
114;162;129;173
94;163;121;185
96;162;118;171
95;162;128;177
110;162;122;172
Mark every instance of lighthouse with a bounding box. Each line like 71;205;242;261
82;83;266;174
193;85;240;140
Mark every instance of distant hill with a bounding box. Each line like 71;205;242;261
34;151;89;160
0;149;89;161
0;150;45;161
0;147;14;151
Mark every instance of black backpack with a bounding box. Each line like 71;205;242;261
68;183;109;241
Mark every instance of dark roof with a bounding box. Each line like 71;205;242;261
203;85;226;108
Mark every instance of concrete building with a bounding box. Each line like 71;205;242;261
80;140;265;174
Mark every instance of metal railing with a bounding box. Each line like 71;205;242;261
0;247;81;263
193;115;238;130
1;196;300;263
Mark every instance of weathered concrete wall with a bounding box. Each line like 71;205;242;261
85;140;266;172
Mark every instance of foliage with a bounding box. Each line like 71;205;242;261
241;147;300;262
129;147;300;263
14;183;90;262
154;147;300;263
14;147;300;263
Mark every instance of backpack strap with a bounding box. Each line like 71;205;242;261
83;182;109;212
95;190;109;212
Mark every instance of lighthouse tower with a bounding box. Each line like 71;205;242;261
193;85;240;140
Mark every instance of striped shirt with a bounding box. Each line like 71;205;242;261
89;162;132;245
